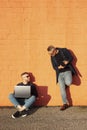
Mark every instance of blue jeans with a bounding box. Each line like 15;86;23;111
58;71;72;104
8;94;36;108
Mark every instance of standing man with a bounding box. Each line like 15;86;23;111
47;45;76;111
9;72;38;118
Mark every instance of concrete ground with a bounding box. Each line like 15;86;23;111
0;106;87;130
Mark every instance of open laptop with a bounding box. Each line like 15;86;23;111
14;85;31;98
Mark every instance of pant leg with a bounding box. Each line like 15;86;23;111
58;73;68;104
64;71;72;86
8;93;24;107
24;95;36;108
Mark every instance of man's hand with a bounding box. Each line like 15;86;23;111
63;60;69;65
58;65;64;69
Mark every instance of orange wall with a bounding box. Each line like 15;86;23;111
0;0;87;106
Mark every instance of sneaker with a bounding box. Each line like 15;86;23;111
60;104;69;111
12;111;21;119
21;110;28;117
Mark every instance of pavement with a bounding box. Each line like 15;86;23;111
0;106;87;130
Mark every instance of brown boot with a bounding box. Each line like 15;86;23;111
60;104;69;111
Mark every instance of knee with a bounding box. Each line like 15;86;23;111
30;96;36;103
8;93;14;99
66;80;72;86
32;95;36;101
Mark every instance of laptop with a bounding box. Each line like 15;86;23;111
14;85;31;98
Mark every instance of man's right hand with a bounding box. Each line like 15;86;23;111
58;65;64;69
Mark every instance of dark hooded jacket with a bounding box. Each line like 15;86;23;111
51;48;77;83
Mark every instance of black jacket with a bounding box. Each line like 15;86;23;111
51;48;76;83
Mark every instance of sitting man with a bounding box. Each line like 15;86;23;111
9;72;38;119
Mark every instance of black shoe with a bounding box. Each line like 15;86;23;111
60;104;69;111
21;110;28;117
12;111;21;119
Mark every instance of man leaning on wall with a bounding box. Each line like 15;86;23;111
47;45;76;111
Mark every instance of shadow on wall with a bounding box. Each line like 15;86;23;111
29;72;51;106
69;49;82;86
34;86;51;106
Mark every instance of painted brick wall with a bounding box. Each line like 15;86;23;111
0;0;86;106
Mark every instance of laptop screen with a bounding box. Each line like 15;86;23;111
14;85;31;98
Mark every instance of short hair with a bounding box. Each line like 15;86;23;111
21;72;29;77
47;45;56;51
